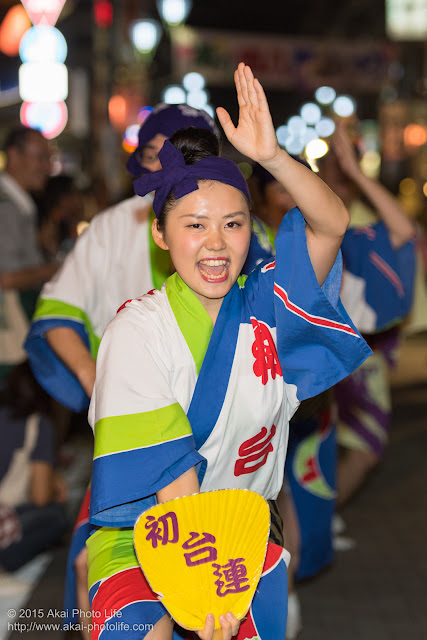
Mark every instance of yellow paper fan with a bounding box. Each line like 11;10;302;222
134;489;270;632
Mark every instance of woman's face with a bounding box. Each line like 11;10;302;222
152;181;251;319
139;134;168;172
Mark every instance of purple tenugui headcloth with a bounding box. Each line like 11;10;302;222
126;103;219;178
133;139;250;218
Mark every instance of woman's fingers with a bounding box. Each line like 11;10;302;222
219;612;240;639
237;62;250;105
195;613;215;639
216;106;236;142
254;77;269;111
195;611;240;640
244;65;259;109
235;68;245;108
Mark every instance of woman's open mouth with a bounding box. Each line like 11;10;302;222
198;258;230;283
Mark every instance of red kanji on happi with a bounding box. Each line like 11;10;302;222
212;558;250;597
145;512;179;548
182;532;217;567
250;317;282;385
234;424;276;476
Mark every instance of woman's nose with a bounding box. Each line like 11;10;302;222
205;227;226;250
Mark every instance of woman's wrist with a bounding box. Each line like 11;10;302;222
259;148;289;174
76;359;96;397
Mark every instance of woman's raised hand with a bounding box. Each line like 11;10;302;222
216;63;280;165
332;122;362;180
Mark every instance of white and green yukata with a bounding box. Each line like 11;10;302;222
87;208;371;640
24;194;170;411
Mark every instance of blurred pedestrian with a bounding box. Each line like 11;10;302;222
36;174;84;263
0;127;58;381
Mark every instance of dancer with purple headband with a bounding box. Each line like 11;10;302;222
24;100;280;638
87;62;371;640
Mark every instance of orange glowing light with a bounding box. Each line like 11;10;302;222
122;139;137;153
108;95;127;129
423;182;427;198
0;5;31;56
404;124;427;148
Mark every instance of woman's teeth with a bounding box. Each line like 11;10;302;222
201;259;227;266
198;259;228;279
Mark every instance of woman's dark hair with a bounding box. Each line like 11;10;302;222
156;127;220;231
156;127;252;232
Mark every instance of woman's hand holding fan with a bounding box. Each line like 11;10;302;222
134;489;270;639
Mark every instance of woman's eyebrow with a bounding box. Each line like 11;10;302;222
179;211;247;220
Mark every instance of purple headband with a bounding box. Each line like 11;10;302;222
126;104;219;177
133;139;250;217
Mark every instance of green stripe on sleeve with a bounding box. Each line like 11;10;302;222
94;402;192;458
87;527;138;588
33;297;101;358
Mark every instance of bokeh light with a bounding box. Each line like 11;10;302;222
0;5;31;56
285;137;305;156
287;116;306;136
162;85;186;104
19;62;68;102
238;162;252;179
108;95;127;129
300;103;322;125
399;177;416;196
305;139;329;160
182;72;205;91
276;126;289;146
157;0;192;25
203;105;214;117
19;26;67;63
302;127;318;146
130;19;162;53
316;117;336;138
333;95;356;118
20;101;68;139
138;106;153;124
423;182;427;198
94;0;113;28
360;150;381;178
315;86;336;105
186;89;208;109
404;124;427;147
123;124;140;150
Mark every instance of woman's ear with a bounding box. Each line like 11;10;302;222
151;217;169;250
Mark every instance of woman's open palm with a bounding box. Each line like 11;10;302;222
217;63;280;165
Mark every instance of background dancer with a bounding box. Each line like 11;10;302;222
318;124;416;509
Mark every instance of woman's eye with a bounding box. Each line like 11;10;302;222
226;221;240;228
189;223;203;229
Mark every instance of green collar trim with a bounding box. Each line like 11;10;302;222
165;273;213;375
